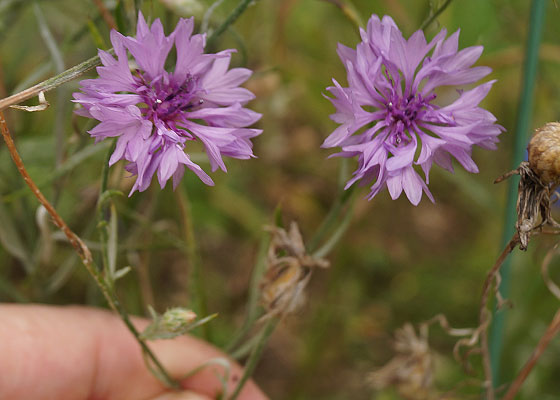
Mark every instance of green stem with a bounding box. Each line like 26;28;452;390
489;0;547;389
308;185;355;253
178;185;210;341
312;190;356;259
97;140;117;286
100;139;115;195
419;0;455;31
0;49;113;111
229;318;278;400
207;0;256;49
90;264;181;390
225;235;269;352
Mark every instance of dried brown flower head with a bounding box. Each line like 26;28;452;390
369;323;434;400
495;122;560;250
528;122;560;186
260;222;329;318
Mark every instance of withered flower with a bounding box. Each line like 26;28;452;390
369;323;434;400
496;122;560;250
260;222;329;318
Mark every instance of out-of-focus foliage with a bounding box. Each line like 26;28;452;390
1;0;560;399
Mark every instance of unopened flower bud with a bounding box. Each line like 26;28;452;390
528;122;560;185
162;308;197;333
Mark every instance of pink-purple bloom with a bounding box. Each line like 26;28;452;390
73;12;261;194
323;15;504;205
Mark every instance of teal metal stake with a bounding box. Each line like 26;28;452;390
489;0;547;388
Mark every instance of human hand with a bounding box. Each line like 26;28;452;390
0;304;268;400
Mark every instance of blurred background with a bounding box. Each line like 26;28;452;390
1;0;560;398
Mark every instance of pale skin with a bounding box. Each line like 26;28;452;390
0;304;268;400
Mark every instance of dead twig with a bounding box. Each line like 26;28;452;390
478;236;519;400
502;308;560;400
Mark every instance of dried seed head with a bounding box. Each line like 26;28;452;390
528;122;560;186
369;323;434;399
260;222;329;319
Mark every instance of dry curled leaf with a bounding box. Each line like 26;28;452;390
10;91;49;112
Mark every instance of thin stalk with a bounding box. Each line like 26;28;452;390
419;0;455;31
0;112;180;390
225;235;269;352
97;139;117;288
479;237;519;400
0;50;113;111
100;140;115;195
229;317;278;400
312;189;356;259
177;186;210;341
307;185;354;253
489;0;547;388
207;0;256;49
502;307;560;400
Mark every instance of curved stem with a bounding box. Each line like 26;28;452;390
0;112;180;390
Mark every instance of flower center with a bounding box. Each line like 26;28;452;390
139;73;203;124
384;93;435;146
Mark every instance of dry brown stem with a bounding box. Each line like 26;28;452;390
478;236;519;400
0;111;92;265
502;308;560;400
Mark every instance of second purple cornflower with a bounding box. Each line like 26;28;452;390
73;12;261;194
323;15;504;205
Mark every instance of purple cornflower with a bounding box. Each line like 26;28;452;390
73;12;261;194
323;15;504;205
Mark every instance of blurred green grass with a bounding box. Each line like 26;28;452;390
2;0;560;399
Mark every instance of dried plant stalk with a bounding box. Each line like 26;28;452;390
502;308;560;400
